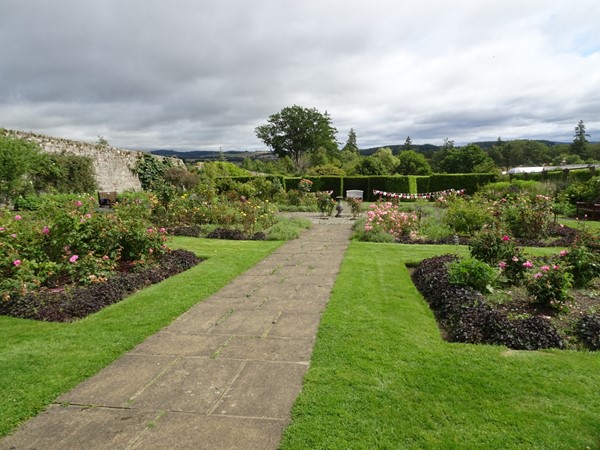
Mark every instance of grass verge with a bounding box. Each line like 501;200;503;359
280;242;600;449
0;237;282;437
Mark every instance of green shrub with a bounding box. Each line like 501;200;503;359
497;247;529;285
13;195;45;211
525;264;573;312
31;152;97;194
469;227;515;264
316;191;336;216
136;153;174;191
448;258;498;293
418;219;454;241
559;233;600;288
443;197;492;235
499;195;553;239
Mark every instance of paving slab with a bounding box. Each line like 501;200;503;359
0;405;158;450
1;218;352;450
217;336;315;362
131;413;285;450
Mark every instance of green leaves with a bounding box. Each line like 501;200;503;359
255;105;338;169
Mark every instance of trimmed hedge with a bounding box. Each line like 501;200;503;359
341;176;370;198
428;173;498;195
415;176;430;194
221;174;499;200
283;177;302;191
368;176;416;201
568;169;596;183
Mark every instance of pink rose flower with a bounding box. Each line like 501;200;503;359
102;255;109;260
522;261;533;268
13;259;21;266
498;261;507;269
75;200;83;207
502;235;510;241
533;272;542;279
14;215;22;220
541;265;550;272
559;250;568;257
42;226;50;235
69;255;79;263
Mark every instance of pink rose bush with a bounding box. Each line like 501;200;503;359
365;202;418;239
0;195;170;301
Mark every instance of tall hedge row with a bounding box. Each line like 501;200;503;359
428;173;498;195
228;174;499;199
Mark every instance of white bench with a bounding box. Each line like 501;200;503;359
346;190;363;199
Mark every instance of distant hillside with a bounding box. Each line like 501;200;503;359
153;139;574;162
361;139;569;155
150;149;273;162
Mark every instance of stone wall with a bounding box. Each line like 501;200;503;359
4;130;185;192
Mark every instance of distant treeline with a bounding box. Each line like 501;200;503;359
152;140;574;162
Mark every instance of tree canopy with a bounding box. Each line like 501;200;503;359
571;120;590;158
255;105;338;170
437;144;496;173
396;150;432;175
341;128;359;154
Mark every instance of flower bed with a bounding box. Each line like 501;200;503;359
0;249;201;322
1;195;193;320
411;254;599;351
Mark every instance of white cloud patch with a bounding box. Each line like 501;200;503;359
1;0;599;150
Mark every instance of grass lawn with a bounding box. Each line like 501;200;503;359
559;217;600;231
280;242;600;449
0;237;282;438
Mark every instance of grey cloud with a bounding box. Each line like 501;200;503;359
1;0;599;150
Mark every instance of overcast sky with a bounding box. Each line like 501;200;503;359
1;0;599;151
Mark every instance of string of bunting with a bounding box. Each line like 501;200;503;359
372;188;466;200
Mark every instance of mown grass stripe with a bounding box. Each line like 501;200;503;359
280;242;600;449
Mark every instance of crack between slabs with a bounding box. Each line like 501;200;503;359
123;357;181;407
207;361;247;416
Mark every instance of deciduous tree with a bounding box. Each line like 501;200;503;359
438;144;496;173
396;150;432;175
255;105;337;170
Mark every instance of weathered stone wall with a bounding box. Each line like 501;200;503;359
5;130;185;192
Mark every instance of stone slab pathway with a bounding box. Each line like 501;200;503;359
1;220;352;450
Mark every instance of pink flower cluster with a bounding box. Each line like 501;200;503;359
365;202;418;238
